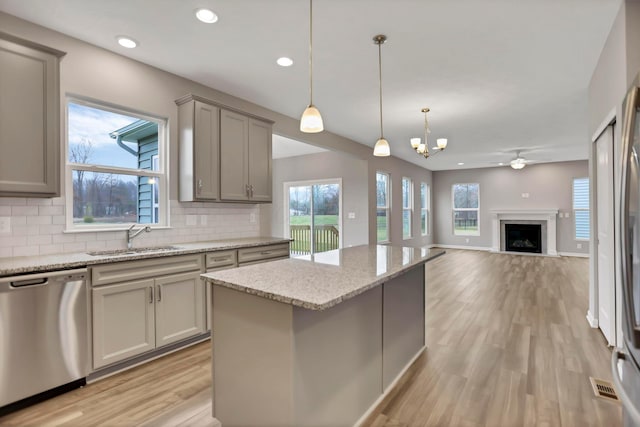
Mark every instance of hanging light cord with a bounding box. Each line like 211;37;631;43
308;0;314;106
378;40;384;139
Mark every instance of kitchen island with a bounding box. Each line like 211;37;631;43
201;245;444;427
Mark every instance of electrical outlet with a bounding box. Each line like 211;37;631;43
577;243;582;249
186;215;198;226
521;193;529;198
465;238;470;243
0;217;10;234
200;215;207;225
348;212;356;219
565;212;570;218
249;213;256;224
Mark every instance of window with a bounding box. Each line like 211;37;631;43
402;177;413;239
573;177;590;240
452;183;479;236
421;182;430;236
66;98;167;230
376;172;390;243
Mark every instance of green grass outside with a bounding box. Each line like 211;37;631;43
289;215;338;226
377;215;388;242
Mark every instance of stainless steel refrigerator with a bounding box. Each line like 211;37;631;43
616;72;640;427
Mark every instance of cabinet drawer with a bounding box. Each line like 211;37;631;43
205;250;237;270
237;243;290;265
92;254;204;287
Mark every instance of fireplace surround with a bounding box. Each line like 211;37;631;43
490;209;558;256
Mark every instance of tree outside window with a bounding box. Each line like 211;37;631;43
452;183;480;236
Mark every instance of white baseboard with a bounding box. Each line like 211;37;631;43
431;244;490;252
586;310;598;328
558;251;589;258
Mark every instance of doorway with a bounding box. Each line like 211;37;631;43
285;179;342;255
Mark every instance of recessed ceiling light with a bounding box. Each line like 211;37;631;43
458;162;464;166
116;36;137;48
196;8;218;23
277;57;293;67
499;162;504;166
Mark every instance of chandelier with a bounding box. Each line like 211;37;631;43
410;108;447;159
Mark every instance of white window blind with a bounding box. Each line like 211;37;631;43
573;177;590;240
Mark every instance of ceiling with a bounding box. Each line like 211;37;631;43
0;0;622;171
273;134;328;159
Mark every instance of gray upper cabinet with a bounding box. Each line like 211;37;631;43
0;32;65;197
220;109;273;202
177;97;220;201
176;94;273;204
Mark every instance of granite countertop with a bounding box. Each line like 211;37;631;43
0;236;291;276
202;245;445;311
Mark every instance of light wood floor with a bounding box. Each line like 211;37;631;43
0;249;621;426
364;249;621;427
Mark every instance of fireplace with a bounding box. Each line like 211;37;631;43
491;209;558;256
505;223;542;254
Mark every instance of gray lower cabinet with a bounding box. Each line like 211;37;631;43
91;255;205;370
0;32;65;197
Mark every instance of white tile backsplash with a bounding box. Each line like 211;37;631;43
0;197;261;257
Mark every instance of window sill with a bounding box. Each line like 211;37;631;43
64;225;172;234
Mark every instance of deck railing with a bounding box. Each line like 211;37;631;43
290;224;339;255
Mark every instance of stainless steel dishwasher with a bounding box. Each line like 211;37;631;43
0;268;90;412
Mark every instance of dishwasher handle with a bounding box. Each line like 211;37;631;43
0;268;88;291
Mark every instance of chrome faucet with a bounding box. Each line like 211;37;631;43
127;225;151;249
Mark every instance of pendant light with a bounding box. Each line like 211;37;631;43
373;34;390;157
300;0;323;133
410;108;448;159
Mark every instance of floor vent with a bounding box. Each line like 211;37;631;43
589;377;620;402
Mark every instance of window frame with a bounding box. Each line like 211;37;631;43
573;177;590;241
64;96;169;232
421;182;430;236
376;171;391;244
402;177;413;240
452;183;480;236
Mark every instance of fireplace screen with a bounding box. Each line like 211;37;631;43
505;223;542;253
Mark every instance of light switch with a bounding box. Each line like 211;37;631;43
348;212;356;219
521;193;530;198
0;217;10;234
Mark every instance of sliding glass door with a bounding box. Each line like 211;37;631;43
286;179;341;255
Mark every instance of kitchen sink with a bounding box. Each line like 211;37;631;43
87;246;181;256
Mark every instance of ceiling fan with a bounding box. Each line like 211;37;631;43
489;149;549;170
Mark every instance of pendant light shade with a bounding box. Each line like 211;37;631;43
373;34;389;157
374;138;390;156
436;138;448;149
300;0;323;133
300;105;323;133
410;137;421;149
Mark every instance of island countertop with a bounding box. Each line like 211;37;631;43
201;244;445;310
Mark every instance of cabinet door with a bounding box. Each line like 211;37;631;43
220;109;249;201
248;119;272;202
0;35;63;197
194;101;220;200
155;271;206;347
92;279;155;369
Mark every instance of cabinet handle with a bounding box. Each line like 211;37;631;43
250;185;254;198
212;257;229;262
149;286;154;304
245;184;250;198
197;179;203;194
260;251;271;255
157;284;162;302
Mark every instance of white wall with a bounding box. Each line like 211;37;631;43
270;151;369;248
432;161;589;254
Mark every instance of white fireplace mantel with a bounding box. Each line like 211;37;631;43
490;209;559;256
